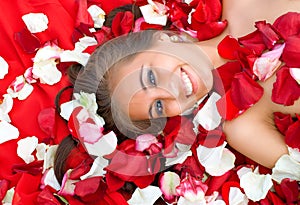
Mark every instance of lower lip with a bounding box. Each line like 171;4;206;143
182;68;198;96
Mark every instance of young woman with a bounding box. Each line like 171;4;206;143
54;0;300;187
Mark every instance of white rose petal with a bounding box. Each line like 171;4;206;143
240;169;273;202
43;145;58;172
288;147;300;163
271;154;300;183
60;50;91;66
14;83;34;100
128;186;162;205
160;171;180;199
17;136;39;164
88;5;106;28
22;13;49;33
229;187;249;205
196;142;235;176
33;59;62;85
84;131;117;157
2;187;14;204
193;92;222;132
0;56;9;79
75;92;98;114
36;143;47;161
0;94;13;122
139;4;168;26
80;156;109;180
0;121;19;144
34;44;62;62
165;150;192;167
42;168;61;191
290;68;300;84
60;100;80;120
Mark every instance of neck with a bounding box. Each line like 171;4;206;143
196;33;228;69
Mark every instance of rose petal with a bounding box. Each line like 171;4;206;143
196;142;235;176
273;12;300;40
87;5;106;28
231;72;264;110
111;11;134;37
135;134;159;152
36;143;47;161
272;66;300;105
0;121;19;144
228;187;249;205
41;168;61;190
43;145;58;172
253;43;285;81
127;186;162;205
217;35;241;60
285;120;300;149
239;168;273;202
80;156;109;180
0;94;13;122
255;21;280;49
14;28;41;53
165;149;192;167
139;3;168;26
58;169;78;196
0;179;9;201
17;136;39;164
159;171;180;202
282;36;300;67
22;13;49;33
290;68;300;84
272;154;300;183
238;30;266;55
288;147;300;163
83;131;117;157
0;56;9;79
2;187;14;204
32;59;62;85
79;122;103;144
193;92;222;131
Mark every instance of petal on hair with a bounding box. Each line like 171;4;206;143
0;56;8;79
127;186;162;205
0;121;19;144
239;168;273;202
17;136;38;164
196;142;235;176
22;13;49;33
83;131;117;157
43;145;58;172
41;168;61;191
58;169;78;196
87;5;106;28
80;156;109;180
139;3;168;26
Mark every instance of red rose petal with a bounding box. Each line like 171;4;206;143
206;170;232;195
231;72;264;110
272;66;300;106
282;36;300;67
197;129;226;148
255;21;281;49
273;12;300;40
221;181;241;205
216;90;240;120
273;112;294;135
36;186;61;205
38;108;56;141
75;176;106;202
0;179;9;201
111;11;134;37
194;20;228;41
217;35;241;60
280;179;299;204
238;30;266;55
285;120;300;149
14;28;41;54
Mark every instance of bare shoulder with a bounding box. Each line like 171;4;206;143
223;95;288;168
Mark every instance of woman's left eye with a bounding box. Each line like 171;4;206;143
147;69;156;86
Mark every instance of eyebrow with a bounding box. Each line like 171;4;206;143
139;65;146;90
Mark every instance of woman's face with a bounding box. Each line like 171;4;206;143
110;39;214;121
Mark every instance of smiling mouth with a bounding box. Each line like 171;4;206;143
181;68;193;97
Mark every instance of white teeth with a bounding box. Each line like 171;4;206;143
181;70;193;96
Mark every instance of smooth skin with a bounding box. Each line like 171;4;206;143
111;0;300;168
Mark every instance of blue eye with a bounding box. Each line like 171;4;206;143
148;69;156;86
155;100;163;116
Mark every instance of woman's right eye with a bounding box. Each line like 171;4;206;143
147;69;156;86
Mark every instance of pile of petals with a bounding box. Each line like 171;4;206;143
0;0;299;205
